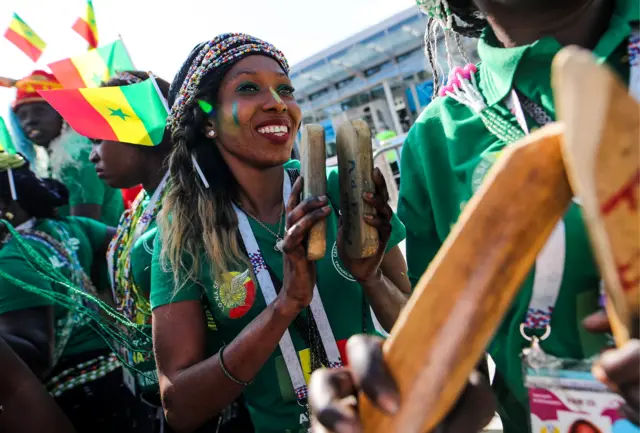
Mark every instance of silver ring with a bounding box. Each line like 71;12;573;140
520;323;551;341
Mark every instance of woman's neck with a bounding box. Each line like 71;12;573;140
484;0;613;49
232;163;285;225
141;155;168;193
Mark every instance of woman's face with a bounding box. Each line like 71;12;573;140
89;140;148;189
212;55;302;169
15;102;64;148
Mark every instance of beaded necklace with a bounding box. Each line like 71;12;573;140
107;173;169;324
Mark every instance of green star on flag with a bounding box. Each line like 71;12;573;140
109;108;130;121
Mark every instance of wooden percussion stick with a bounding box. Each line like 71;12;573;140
360;123;572;433
336;120;379;259
300;124;328;260
554;46;640;344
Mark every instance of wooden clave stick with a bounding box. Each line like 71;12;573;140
300;124;327;260
360;123;572;433
553;46;640;344
336;120;379;259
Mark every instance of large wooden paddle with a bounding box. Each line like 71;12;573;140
554;46;640;345
359;122;572;433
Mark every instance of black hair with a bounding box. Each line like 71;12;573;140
0;162;69;219
101;70;173;151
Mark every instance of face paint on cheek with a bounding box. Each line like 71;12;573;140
269;87;285;106
232;101;240;126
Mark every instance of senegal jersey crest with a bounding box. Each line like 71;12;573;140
213;269;256;319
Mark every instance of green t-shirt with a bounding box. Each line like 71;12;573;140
114;191;161;396
0;217;108;361
396;2;638;432
150;160;406;433
51;131;124;227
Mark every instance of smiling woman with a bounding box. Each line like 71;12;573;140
150;33;411;433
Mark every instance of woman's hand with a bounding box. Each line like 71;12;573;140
279;176;332;314
309;335;496;433
583;310;640;425
338;168;394;284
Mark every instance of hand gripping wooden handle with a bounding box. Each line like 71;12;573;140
553;46;640;343
360;123;572;433
337;120;379;259
300;124;328;260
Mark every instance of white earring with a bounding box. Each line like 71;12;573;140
208;130;216;138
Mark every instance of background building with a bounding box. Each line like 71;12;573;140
290;6;479;158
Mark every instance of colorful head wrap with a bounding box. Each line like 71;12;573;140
111;71;145;85
12;70;61;111
167;33;290;134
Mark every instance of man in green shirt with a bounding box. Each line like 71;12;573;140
10;70;123;227
309;0;640;431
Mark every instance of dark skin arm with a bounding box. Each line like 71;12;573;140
0;307;54;379
309;335;496;433
0;336;75;433
69;204;102;221
338;168;411;331
154;179;332;433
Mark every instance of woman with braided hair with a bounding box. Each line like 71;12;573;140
310;0;640;432
149;33;411;433
0;154;142;432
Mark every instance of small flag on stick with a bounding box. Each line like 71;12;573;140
72;0;98;49
48;40;134;88
4;13;47;62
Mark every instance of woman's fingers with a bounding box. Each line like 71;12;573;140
286;195;329;229
346;335;400;415
593;340;640;390
372;168;390;204
582;310;612;334
282;206;331;253
286;176;304;214
309;369;361;433
441;369;496;433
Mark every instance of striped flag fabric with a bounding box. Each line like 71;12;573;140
72;0;98;49
38;79;168;146
4;13;47;62
48;40;134;88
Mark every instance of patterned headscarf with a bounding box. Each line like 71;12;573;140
167;33;290;134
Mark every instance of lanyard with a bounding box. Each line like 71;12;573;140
107;171;170;295
509;29;640;334
233;169;342;402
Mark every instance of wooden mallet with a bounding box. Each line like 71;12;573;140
300;124;328;260
336;120;379;259
554;46;640;345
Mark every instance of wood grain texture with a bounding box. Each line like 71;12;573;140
336;120;379;259
360;124;572;433
554;46;640;342
300;124;327;260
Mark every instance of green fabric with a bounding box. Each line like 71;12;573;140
396;3;637;432
150;160;406;433
54;144;124;227
0;217;108;360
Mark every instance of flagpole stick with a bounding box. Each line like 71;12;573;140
118;33;136;69
7;169;17;201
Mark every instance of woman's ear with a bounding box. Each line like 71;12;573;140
203;119;217;139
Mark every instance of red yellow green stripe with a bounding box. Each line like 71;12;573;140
72;0;98;48
38;79;168;146
4;14;46;62
48;40;134;88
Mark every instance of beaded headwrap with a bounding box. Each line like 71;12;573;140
167;33;290;134
112;71;145;85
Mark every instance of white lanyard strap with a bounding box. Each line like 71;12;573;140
233;169;342;400
507;92;566;332
629;29;640;102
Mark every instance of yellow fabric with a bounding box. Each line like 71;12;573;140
9;15;46;50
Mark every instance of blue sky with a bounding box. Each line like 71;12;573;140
1;0;417;123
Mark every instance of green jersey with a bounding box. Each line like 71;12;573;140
150;160;406;433
396;1;638;431
0;217;108;360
